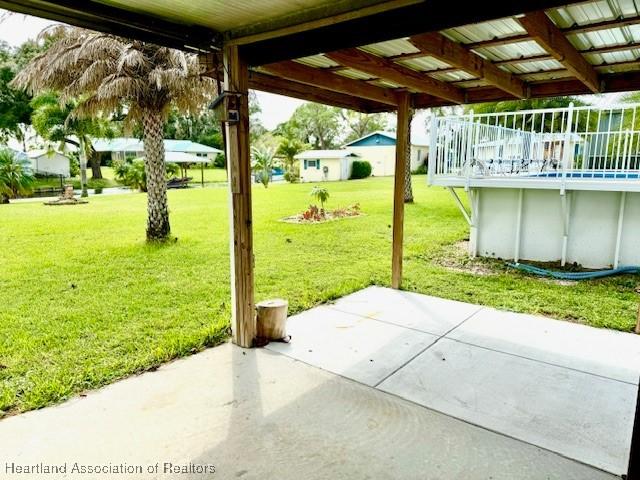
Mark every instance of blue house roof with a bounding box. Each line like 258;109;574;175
344;130;430;147
345;131;396;147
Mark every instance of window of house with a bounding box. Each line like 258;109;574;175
307;160;317;168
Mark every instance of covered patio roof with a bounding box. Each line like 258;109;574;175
4;1;640;112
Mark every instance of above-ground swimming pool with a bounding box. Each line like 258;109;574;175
429;105;640;268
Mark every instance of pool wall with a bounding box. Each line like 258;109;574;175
474;188;640;269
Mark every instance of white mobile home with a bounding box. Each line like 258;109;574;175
295;150;359;182
27;150;71;177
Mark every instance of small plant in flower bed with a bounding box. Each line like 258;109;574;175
286;202;362;223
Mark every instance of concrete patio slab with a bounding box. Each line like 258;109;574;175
328;285;483;335
265;305;437;386
378;338;636;475
0;343;617;480
447;307;640;384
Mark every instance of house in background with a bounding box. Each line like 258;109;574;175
27;150;71;177
295;150;360;182
344;131;429;176
92;138;222;163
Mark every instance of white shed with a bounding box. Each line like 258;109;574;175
27;150;70;177
344;131;428;177
295;150;359;182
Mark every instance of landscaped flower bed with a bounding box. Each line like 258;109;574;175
282;203;362;224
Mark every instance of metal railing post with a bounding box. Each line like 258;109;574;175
465;109;474;190
428;114;437;185
561;102;575;194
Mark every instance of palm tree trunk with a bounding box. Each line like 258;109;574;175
78;138;89;198
142;109;171;241
404;107;414;203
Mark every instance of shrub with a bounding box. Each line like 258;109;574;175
412;163;427;175
350;160;372;179
213;153;226;169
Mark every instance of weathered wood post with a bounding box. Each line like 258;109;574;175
392;92;411;289
224;45;256;348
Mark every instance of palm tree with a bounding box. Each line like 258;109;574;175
13;27;215;240
251;145;276;188
310;185;329;210
30;92;115;197
276;136;305;183
0;149;34;203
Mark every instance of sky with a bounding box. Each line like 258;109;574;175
0;10;625;136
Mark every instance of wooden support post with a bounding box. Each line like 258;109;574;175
391;92;410;289
224;45;256;348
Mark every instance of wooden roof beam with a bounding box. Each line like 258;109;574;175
248;71;392;113
409;32;527;98
518;10;601;93
261;60;399;106
325;48;465;104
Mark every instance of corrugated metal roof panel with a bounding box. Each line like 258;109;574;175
588;50;640;65
334;68;375;80
429;70;476;82
443;17;525;44
549;1;618;29
474;41;547;62
397;56;451;71
295;55;339;68
503;59;564;74
360;38;419;58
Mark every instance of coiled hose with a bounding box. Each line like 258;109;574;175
507;263;640;280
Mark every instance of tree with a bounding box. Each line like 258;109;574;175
0;43;33;150
14;27;215;241
341;110;388;143
276;136;305;182
283;103;340;149
464;96;592;132
251;145;276;188
30;92;115;195
310;185;329;210
0;149;34;203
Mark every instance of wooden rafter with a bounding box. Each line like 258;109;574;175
325;48;465;103
261;60;398;106
518;11;600;93
409;32;527;98
248;71;391;112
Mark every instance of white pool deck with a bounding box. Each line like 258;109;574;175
2;286;639;479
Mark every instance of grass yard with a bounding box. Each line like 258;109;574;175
1;176;638;416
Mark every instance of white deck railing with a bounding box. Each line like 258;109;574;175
429;103;640;187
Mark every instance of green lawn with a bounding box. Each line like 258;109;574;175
1;177;638;416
